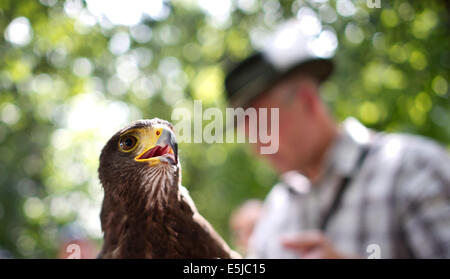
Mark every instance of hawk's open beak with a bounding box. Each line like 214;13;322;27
135;127;178;165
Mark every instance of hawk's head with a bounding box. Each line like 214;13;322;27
98;118;179;198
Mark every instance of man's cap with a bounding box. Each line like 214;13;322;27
225;19;335;107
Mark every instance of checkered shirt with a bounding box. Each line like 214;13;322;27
248;118;450;259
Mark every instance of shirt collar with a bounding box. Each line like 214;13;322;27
324;117;371;177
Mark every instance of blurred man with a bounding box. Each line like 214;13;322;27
229;199;263;256
224;20;450;259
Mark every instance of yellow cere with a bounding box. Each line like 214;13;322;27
117;127;163;164
126;127;164;164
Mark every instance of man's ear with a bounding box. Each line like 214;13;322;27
295;82;319;113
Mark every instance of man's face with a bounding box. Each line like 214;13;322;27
244;77;319;174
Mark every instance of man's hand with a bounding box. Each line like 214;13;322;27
281;231;358;259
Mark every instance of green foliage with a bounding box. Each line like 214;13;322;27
0;0;448;258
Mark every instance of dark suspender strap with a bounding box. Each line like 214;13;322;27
319;146;370;232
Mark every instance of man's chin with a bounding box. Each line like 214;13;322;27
269;160;292;174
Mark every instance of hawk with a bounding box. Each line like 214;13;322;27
97;118;239;259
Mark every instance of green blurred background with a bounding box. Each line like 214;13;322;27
0;0;448;258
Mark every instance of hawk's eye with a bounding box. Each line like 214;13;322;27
119;135;137;152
